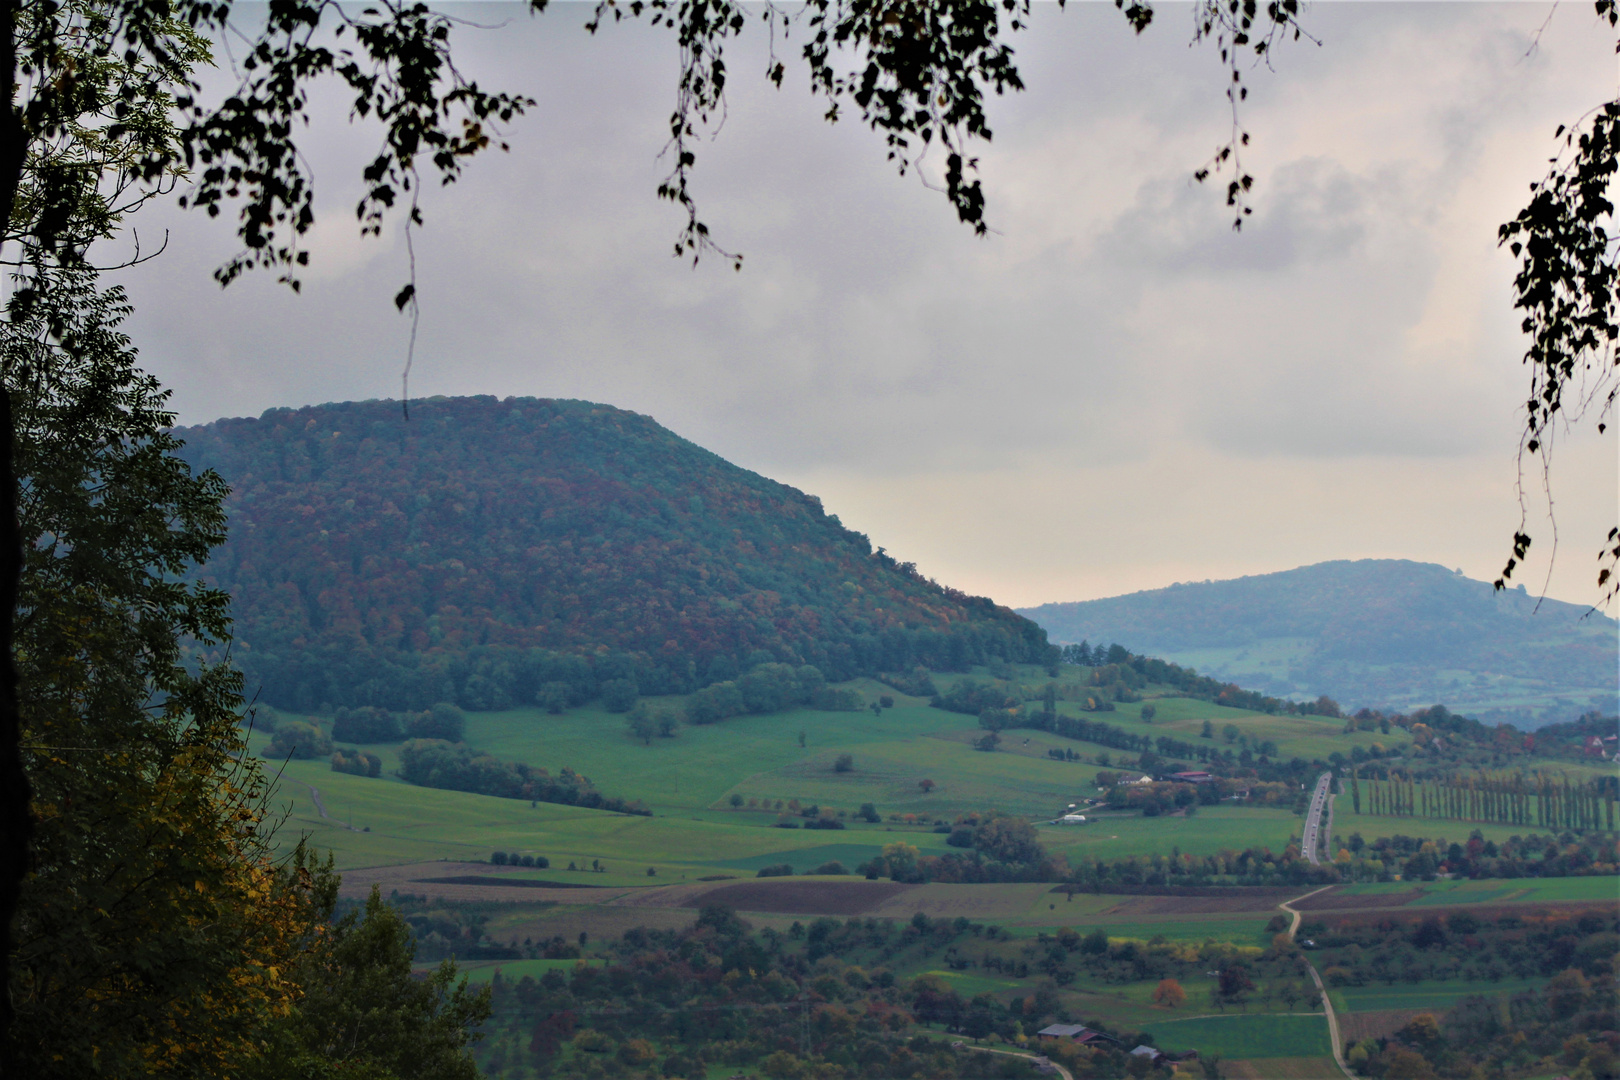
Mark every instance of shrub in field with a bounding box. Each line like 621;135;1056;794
330;748;382;777
332;706;402;743
268;720;331;759
600;678;639;713
406;702;466;742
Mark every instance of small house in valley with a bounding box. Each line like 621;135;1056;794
1036;1024;1119;1047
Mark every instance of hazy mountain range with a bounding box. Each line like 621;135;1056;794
1019;560;1619;727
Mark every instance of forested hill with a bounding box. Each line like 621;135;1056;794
176;397;1051;712
1019;560;1618;725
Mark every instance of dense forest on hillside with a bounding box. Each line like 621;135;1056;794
176;398;1051;712
1020;560;1618;722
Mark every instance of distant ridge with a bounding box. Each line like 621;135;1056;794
176;396;1052;712
1018;560;1618;726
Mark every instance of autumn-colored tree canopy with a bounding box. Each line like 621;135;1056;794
1151;978;1187;1008
176;397;1055;712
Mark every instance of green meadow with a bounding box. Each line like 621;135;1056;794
1330;876;1619;905
1330;976;1548;1015
255;663;1613;894
1036;805;1302;862
1150;1014;1333;1059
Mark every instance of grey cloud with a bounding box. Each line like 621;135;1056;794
1101;157;1380;276
102;3;1615;601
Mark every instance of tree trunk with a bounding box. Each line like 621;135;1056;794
0;0;29;1055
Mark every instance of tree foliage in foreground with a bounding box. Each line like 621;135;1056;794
246;862;491;1080
1;240;310;1074
0;257;493;1077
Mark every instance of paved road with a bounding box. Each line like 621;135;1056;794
1302;771;1333;866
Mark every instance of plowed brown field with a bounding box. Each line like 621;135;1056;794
648;879;918;915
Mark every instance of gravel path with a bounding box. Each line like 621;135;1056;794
1279;885;1356;1080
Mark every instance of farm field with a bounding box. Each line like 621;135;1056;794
1151;1014;1333;1059
258;657;1615;898
250;677;1335;879
1036;805;1302;861
1329;876;1620;905
1333;809;1608;848
257;744;953;879
1070;696;1390;765
1330;976;1548;1015
1218;1057;1346;1080
251;660;1616;1078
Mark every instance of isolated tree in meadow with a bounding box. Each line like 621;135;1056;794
1218;963;1255;1005
1151;978;1187;1008
625;704;657;744
600;677;639;713
408;701;467;742
880;841;919;880
919;778;937;794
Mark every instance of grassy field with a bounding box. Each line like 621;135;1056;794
1037;805;1302;861
254;738;958;878
1150;1013;1332;1059
251;683;1315;875
1330;976;1547;1014
1330;876;1619;904
1051;918;1274;946
1332;809;1612;849
255;662;1612;888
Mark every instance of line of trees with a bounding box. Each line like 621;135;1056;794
395;740;651;816
330;749;383;778
683;662;862;725
1353;769;1618;832
1060;643;1346;718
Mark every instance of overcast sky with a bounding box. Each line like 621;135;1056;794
120;2;1618;609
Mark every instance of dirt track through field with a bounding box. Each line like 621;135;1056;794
1279;885;1355;1080
1291;887;1428;911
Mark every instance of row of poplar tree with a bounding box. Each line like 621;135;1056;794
1349;770;1618;833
